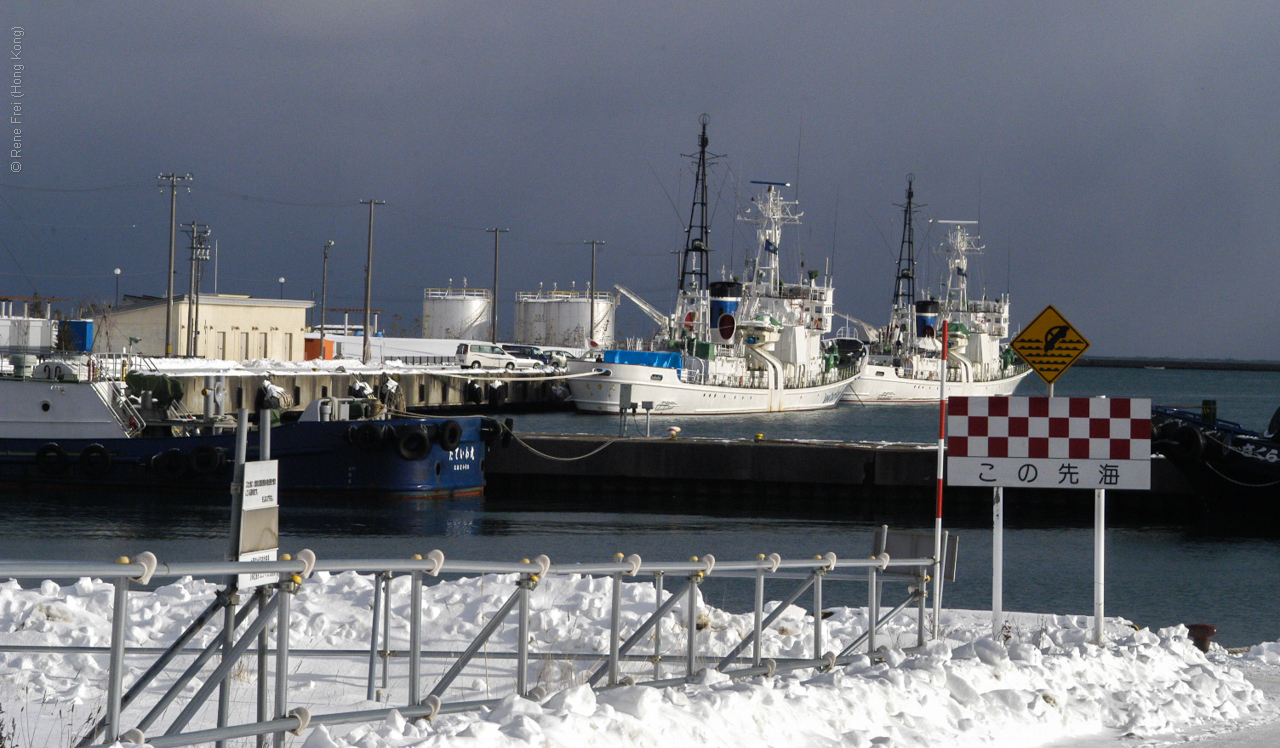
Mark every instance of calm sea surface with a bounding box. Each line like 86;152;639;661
2;367;1277;648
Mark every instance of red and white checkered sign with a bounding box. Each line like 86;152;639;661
947;397;1151;490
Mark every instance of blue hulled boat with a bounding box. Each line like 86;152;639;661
0;355;506;497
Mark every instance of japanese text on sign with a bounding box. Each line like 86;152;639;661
946;396;1151;491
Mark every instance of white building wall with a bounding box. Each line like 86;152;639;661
91;296;311;361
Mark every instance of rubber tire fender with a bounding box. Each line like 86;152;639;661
354;422;386;451
35;443;69;476
395;426;431;461
78;443;113;477
438;420;463;452
152;448;188;480
190;445;224;475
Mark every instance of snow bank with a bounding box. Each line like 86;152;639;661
0;571;1274;747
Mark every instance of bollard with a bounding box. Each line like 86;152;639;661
1187;623;1217;652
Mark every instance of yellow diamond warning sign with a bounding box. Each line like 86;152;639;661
1010;305;1090;384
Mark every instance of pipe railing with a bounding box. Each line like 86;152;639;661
0;548;938;748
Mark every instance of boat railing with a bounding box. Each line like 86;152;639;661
677;367;705;385
107;382;148;436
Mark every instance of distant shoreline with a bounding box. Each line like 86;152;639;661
1075;357;1280;372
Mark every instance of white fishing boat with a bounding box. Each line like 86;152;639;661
843;178;1031;404
566;116;859;415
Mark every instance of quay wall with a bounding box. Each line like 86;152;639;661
485;434;1208;524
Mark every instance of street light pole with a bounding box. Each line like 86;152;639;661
319;240;335;357
486;228;509;344
278;277;285;299
360;199;385;364
113;268;121;306
584;240;605;345
158;173;192;357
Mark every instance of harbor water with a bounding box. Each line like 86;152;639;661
1;367;1276;648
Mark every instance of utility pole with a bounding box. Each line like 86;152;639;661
182;221;211;357
487;228;509;343
360;199;385;364
158;173;193;357
319;240;336;357
584;240;605;345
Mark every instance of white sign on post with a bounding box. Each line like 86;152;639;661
237;459;280;589
241;459;280;509
947;396;1151;489
946;396;1152;645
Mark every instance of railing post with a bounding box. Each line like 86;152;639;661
813;567;825;660
652;572;664;681
367;571;384;702
686;573;700;678
105;571;129;744
517;574;532;696
753;567;764;667
380;572;392;699
216;589;239;748
410;568;423;705
868;565;878;655
608;570;622;686
256;590;268;748
273;573;293;748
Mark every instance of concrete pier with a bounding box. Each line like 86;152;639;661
485;434;1206;524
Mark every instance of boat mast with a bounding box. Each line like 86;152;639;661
744;181;801;294
678;114;718;297
937;220;981;310
891;175;920;320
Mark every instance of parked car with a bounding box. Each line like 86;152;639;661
455;343;538;370
500;344;547;363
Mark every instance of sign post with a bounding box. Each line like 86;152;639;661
947;395;1151;644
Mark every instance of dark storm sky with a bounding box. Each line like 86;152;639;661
3;2;1277;358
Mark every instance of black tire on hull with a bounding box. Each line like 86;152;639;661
438;420;463;452
34;443;69;476
78;444;112;477
152;448;188;480
354;422;386;451
190;445;224;475
396;426;431;461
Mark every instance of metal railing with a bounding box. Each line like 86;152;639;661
0;547;939;748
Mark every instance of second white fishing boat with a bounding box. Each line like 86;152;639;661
843;177;1031;404
566;116;860;415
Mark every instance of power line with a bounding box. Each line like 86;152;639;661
201;182;351;208
0;180;153;193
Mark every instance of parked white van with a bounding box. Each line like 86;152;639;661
455;343;538;370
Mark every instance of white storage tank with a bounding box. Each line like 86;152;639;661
421;286;492;340
514;287;617;346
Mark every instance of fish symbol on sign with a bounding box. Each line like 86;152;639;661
1044;325;1070;352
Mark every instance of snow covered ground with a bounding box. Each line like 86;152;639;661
0;568;1277;747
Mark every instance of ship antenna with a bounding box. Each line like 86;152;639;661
678;113;722;295
891;174;924;312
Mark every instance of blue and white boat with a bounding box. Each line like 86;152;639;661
0;354;502;497
565;116;859;414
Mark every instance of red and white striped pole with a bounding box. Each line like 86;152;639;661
932;320;948;637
